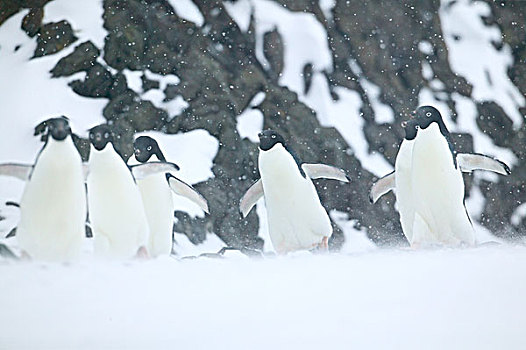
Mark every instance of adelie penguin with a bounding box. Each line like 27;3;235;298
131;135;209;257
0;117;86;261
370;106;511;248
86;125;178;259
239;130;349;254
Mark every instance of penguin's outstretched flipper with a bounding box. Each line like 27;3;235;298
130;161;180;180
0;163;32;181
301;163;349;182
166;173;209;214
369;171;395;203
239;179;263;218
457;153;511;175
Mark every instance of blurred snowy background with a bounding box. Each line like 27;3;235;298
0;0;525;348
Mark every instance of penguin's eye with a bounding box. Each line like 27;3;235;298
426;112;432;117
90;134;94;139
271;135;276;139
104;132;109;139
147;146;152;151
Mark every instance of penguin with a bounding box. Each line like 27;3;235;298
131;135;209;257
370;106;511;247
86;125;178;259
0;117;87;261
239;130;349;254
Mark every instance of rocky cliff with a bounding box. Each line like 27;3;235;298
0;0;524;250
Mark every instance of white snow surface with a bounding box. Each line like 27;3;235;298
1;245;525;349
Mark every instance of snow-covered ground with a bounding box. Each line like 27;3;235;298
1;245;525;349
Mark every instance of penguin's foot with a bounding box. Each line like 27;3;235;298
315;237;329;253
135;246;150;259
20;250;31;260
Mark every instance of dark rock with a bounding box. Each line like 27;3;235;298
51;41;100;77
141;73;159;92
0;0;24;25
21;7;42;37
103;91;168;132
69;63;113;98
33;20;77;58
263;27;284;81
108;72;129;99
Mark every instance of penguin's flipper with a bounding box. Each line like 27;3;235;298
130;161;180;180
301;163;349;182
0;163;32;181
369;171;395;203
457;153;511;175
166;174;209;214
239;179;263;218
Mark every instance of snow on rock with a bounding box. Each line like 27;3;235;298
302;72;393;177
0;246;525;348
167;0;205;27
228;0;332;95
439;0;525;128
123;69;189;121
0;11;106;164
43;0;107;49
319;0;336;22
224;0;253;32
348;59;396;125
236;92;265;142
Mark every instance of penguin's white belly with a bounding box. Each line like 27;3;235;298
410;124;474;246
395;140;415;243
17;139;86;261
259;146;331;254
137;174;174;257
88;150;149;258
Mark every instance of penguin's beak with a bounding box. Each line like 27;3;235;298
95;134;102;142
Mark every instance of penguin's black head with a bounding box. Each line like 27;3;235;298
402;105;448;140
258;130;286;151
412;105;444;129
34;116;71;141
134;136;166;163
401;118;419;140
89;125;113;151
